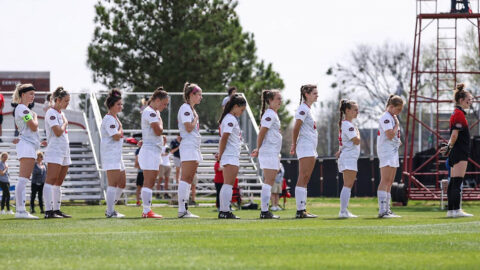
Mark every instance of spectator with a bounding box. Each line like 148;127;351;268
271;162;284;211
451;0;470;13
169;135;182;183
213;153;224;210
31;152;46;214
134;146;143;206
0;152;13;214
43;93;53;113
157;136;172;199
221;86;237;108
0;92;4;142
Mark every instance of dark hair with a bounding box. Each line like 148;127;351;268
386;94;403;109
260;89;280;119
299;84;317;104
105;88;122;109
228;86;237;96
183;82;201;103
53;86;69;103
46;93;52;103
454;83;470;104
218;94;247;124
338;99;357;131
148;86;168;104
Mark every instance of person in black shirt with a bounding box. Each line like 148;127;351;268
170;135;182;183
441;83;474;218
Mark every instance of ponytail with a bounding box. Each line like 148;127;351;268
218;94;247;124
338;99;357;131
12;83;35;104
183;82;201;103
386;94;403;109
148;86;168;105
454;83;469;104
260;89;280;121
299;84;316;105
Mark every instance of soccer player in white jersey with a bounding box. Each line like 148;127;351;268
43;87;72;218
377;95;404;218
12;84;41;219
176;82;203;218
101;89;126;218
218;94;246;219
138;87;169;218
335;99;360;218
290;84;319;218
251;89;282;219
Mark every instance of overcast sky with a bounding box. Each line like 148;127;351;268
0;0;439;108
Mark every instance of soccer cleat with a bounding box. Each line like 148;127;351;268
339;210;358;218
218;211;240;219
44;210;63;219
260;211;280;219
178;210;199;218
15;211;39;219
295;210;317;219
387;210;401;218
446;210;455;218
106;211;125;218
454;209;474;218
142;210;163;219
54;210;72;218
0;210;6;215
6;210;14;215
378;212;395;218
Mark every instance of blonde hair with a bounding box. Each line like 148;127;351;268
0;152;8;159
12;83;35;104
36;151;44;159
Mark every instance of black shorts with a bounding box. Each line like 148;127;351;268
0;114;3;125
136;171;144;186
448;148;469;167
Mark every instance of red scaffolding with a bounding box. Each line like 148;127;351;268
403;0;480;200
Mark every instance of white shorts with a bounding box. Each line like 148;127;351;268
338;157;358;172
16;140;37;159
259;153;280;170
139;146;161;171
220;155;239;167
179;145;203;163
45;152;72;166
378;152;399;168
296;143;318;159
103;159;125;171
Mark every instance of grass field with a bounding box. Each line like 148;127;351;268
1;198;479;270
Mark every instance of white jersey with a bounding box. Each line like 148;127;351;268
377;112;401;156
177;103;201;148
141;106;163;148
220;113;242;157
100;114;123;159
295;103;318;147
221;96;230;107
339;120;360;159
161;147;170;166
14;104;40;147
259;108;282;154
45;108;70;154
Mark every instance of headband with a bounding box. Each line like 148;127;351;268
19;86;36;94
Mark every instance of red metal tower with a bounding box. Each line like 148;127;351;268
403;0;480;200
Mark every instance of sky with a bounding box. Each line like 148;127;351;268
0;0;434;109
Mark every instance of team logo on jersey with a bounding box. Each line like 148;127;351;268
265;117;271;121
110;124;116;129
384;119;390;124
23;110;29;114
228;122;234;127
455;123;463;128
50;116;56;120
150;113;156;117
349;127;354;131
184;112;190;116
299;111;305;115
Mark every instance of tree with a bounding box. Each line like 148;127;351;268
87;0;290;129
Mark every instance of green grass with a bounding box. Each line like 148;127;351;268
1;198;479;270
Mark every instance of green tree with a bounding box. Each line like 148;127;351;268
87;0;290;129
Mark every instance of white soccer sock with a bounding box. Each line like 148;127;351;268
114;187;123;204
52;185;62;211
261;184;272;212
340;186;351;213
106;186;116;215
15;177;28;212
177;180;190;213
377;190;388;214
295;186;307;211
219;184;233;212
387;192;392;211
141;187;153;214
43;183;54;211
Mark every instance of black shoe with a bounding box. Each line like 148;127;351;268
218;211;240;219
295;210;317;219
40;209;45;214
54;210;72;218
260;211;280;219
44;210;63;219
30;209;36;214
